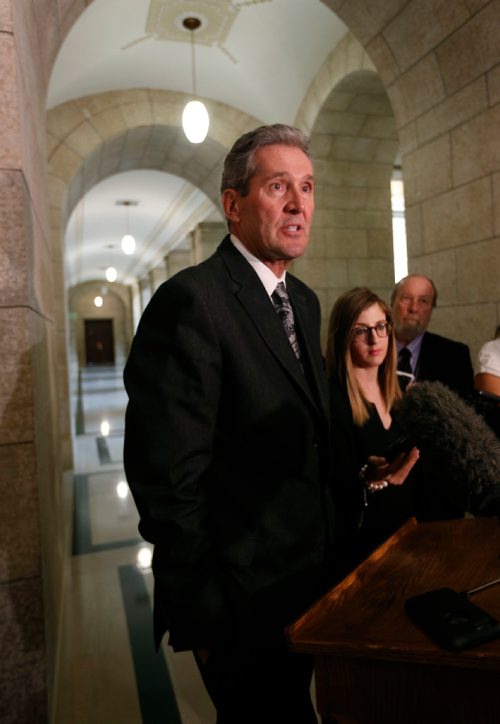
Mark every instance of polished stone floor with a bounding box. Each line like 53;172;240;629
53;365;215;723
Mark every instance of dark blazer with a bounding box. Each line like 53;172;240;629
415;331;474;397
123;236;332;652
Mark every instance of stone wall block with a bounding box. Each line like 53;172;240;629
347;257;393;287
98;134;126;179
398;121;419;156
457;236;500;303
0;33;22;168
466;0;492;11
387;54;445;127
453;302;499;371
46;103;87;145
344;208;391;231
404;202;424;258
0;443;39;581
436;0;500;95
121;100;154;129
404;134;452;202
384;0;469;73
487;65;500;106
0;577;47;723
75;89;150;118
329;228;368;258
313;208;346;229
64;122;102;158
494;171;500;235
49;143;82;183
367;228;393;257
430;304;476;354
318;185;369;211
366;35;399;86
0;309;35;446
0;170;29;305
416;77;488;147
11;1;47;119
88;107;128;139
362;115;397;140
451;105;500;186
332;0;408;46
350;91;393;116
291;256;327;288
0;0;12;31
410;248;458;304
422;176;493;252
314;109;366;135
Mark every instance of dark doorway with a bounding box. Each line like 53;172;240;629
85;319;115;365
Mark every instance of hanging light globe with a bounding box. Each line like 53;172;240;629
121;233;136;255
181;17;209;144
105;266;117;282
182;100;209;144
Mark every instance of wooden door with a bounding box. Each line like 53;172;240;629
84;319;115;365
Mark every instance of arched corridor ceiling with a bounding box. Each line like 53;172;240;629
47;0;347;289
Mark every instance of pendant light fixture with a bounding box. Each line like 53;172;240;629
105;242;117;282
117;199;137;255
105;266;117;282
181;17;209;144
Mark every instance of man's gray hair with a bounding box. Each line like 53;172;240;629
220;124;311;197
390;274;438;308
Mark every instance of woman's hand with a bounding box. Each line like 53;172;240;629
364;446;420;490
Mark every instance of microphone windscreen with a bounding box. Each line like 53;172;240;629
396;380;500;495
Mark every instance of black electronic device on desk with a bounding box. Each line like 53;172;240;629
405;577;500;652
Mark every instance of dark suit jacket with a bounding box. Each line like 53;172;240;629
415;331;474;397
123;236;333;651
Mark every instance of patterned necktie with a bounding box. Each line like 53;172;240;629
271;282;301;361
397;347;413;392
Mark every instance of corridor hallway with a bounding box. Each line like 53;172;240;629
54;365;215;723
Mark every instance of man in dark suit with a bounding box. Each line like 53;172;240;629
391;274;474;396
123;124;333;723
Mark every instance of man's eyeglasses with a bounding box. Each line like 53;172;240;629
352;321;392;342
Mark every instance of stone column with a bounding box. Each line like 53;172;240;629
193;221;226;264
166;248;193;278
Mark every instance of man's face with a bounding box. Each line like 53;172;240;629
222;144;314;273
392;276;435;342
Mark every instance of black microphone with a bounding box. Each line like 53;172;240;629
395;381;500;517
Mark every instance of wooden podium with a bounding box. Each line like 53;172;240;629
287;517;500;724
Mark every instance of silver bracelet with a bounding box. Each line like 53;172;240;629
359;463;369;483
359;463;388;492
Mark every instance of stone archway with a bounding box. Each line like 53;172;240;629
293;32;399;344
46;89;262;473
69;281;131;369
319;0;500;358
311;70;398;316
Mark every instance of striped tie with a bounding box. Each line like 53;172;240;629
271;282;301;361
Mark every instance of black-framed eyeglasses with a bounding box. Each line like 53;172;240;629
351;321;392;342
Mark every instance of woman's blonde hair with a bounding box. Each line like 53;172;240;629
326;287;401;426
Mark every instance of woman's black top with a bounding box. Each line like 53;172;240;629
329;377;417;577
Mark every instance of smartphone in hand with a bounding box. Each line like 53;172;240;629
382;435;413;462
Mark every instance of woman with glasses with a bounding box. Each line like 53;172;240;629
326;287;420;576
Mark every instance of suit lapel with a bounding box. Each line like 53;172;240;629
288;278;329;421
415;332;431;380
218;238;321;410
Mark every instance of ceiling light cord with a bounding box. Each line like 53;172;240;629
190;30;197;99
182;17;209;144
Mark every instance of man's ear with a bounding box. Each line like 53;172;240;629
222;189;241;224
